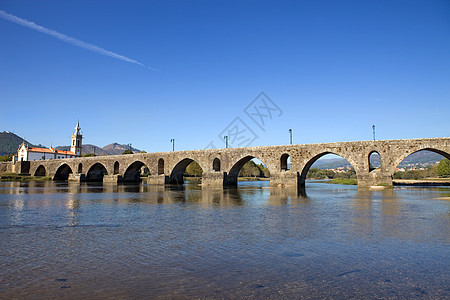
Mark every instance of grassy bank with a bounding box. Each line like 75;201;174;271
0;173;52;182
238;177;270;181
326;178;358;185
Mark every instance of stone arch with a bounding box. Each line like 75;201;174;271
34;165;46;177
86;163;108;182
299;151;358;187
77;163;83;174
158;158;164;175
123;161;150;182
213;158;221;172
391;147;450;175
54;163;73;181
114;161;119;175
368;151;381;172
225;155;270;186
169;158;204;184
280;153;290;171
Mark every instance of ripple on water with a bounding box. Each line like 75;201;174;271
0;181;448;298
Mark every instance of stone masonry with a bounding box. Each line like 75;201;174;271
8;137;450;188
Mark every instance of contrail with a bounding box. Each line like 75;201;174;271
0;9;156;70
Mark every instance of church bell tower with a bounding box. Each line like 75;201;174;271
70;121;82;156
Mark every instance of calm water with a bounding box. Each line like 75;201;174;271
0;180;449;299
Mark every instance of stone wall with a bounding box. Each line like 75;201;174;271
9;137;450;188
0;162;12;173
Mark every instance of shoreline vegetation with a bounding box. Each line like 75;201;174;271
0;173;52;181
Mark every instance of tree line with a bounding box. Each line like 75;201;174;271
184;160;270;178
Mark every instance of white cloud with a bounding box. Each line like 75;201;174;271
0;9;156;70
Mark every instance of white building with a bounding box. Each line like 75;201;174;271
17;122;83;161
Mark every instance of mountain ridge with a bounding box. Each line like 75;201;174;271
0;131;142;156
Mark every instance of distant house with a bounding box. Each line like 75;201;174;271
17;144;78;161
16;121;83;161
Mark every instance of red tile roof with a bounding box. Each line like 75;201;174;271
28;147;77;156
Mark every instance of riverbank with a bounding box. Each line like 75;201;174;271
393;179;450;186
311;178;358;185
0;173;51;181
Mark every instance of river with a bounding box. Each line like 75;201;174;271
0;180;449;298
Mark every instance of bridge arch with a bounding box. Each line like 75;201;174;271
86;163;108;182
368;151;381;172
226;155;271;186
113;161;120;175
299;151;358;187
158;158;165;175
280;153;290;171
391;147;450;176
77;163;83;174
123;161;150;182
54;163;73;181
169;158;205;184
34;165;46;177
213;158;221;172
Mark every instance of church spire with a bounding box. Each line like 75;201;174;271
71;120;82;156
74;120;81;135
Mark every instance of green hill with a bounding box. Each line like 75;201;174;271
0;131;36;156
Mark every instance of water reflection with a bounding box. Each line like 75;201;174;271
0;180;449;298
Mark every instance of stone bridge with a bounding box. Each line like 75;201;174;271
11;137;450;188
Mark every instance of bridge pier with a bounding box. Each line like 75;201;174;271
201;172;224;187
103;174;123;184
358;170;393;188
145;174;167;185
68;173;86;182
270;171;299;188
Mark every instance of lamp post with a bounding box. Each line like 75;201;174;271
170;139;175;151
372;125;376;141
224;136;229;148
289;129;293;145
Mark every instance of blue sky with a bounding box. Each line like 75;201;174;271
1;0;449;152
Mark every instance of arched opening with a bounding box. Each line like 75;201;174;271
158;158;164;175
34;165;46;177
369;151;380;172
123;161;150;182
169;158;203;185
86;163;108;182
213;158;221;172
114;161;119;175
393;149;450;183
226;156;270;186
77;163;83;174
54;164;73;181
300;153;357;187
280;153;290;171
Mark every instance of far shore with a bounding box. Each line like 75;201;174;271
2;173;449;186
393;179;450;186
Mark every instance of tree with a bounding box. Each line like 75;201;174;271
122;149;133;155
185;161;202;177
239;160;264;177
82;153;96;157
436;158;450;177
0;153;13;162
140;150;147;153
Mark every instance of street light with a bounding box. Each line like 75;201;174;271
372;125;376;141
289;129;293;145
224;136;229;148
170;139;175;151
